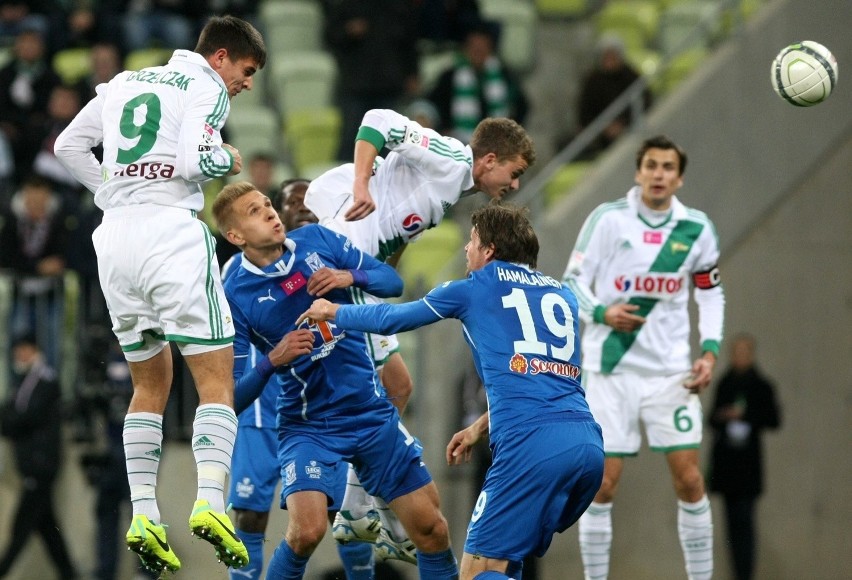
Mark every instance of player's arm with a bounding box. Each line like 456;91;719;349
175;85;237;181
54;87;107;194
685;226;725;392
347;138;379;221
446;411;490;466
308;228;403;298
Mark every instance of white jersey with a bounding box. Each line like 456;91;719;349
55;50;234;211
305;108;475;261
563;186;725;375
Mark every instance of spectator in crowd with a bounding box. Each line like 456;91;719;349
0;334;79;579
74;42;123;104
415;0;481;46
0;0;50;48
709;333;782;580
427;20;528;144
247;152;279;199
122;0;205;52
0;26;62;182
0;175;68;369
323;0;420;160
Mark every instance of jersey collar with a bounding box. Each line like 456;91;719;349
168;49;227;91
240;238;297;278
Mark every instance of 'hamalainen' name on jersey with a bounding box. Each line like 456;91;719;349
334;260;592;436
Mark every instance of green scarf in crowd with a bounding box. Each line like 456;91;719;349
450;54;510;141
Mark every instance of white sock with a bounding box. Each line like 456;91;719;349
678;495;713;580
340;464;373;519
578;501;612;580
373;496;408;541
124;412;163;523
192;404;238;512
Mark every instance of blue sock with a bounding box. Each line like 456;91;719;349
337;541;374;579
417;548;459;580
473;572;510;579
265;540;309;580
231;530;265;580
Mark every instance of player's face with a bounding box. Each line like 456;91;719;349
214;51;259;98
635;147;683;210
464;227;493;274
476;154;528;200
279;181;318;232
229;190;285;250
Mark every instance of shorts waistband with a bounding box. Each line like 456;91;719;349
102;204;197;221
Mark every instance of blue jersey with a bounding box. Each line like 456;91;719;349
224;224;403;421
335;260;590;435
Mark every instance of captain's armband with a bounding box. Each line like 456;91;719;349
692;265;721;289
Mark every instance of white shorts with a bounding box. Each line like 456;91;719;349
350;288;399;367
93;205;234;362
304;163;381;258
583;370;703;455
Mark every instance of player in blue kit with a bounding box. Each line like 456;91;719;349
211;181;459;580
223;179;374;580
299;203;605;580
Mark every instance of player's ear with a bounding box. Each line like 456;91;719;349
225;228;243;247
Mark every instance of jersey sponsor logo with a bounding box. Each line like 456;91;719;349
402;213;423;233
692;265;721;289
509;353;528;374
614;274;683;296
280;272;306;295
305;460;322;479
643;231;663;244
113;162;175;180
305;252;326;272
670;241;690;253
509;353;580;379
235;477;255;498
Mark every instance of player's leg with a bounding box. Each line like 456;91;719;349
645;373;712;580
577;372;640;580
328;468;376;580
667;449;713;580
266;490;329;579
380;350;413;414
388;483;457;579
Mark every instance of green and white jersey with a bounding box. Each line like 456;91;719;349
305;108;475;261
55;50;234;211
563;186;724;375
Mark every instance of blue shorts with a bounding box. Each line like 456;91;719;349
277;402;430;509
464;417;604;561
229;426;347;512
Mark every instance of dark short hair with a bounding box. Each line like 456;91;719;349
12;332;38;349
470;202;539;268
636;135;688;175
195;15;267;69
273;178;311;212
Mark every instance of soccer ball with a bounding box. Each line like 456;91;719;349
771;41;839;106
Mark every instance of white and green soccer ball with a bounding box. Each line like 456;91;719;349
771;40;839;106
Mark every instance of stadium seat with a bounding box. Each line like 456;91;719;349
544;161;592;206
124;48;174;71
656;47;707;94
418;49;456;95
478;0;539;74
625;47;662;78
269;51;338;115
535;0;589;20
398;220;465;297
53;48;92;84
226;104;283;162
284;107;342;175
657;0;723;57
259;0;324;55
596;0;660;52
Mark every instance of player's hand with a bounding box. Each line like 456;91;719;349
223;143;242;175
296;298;338;326
604;303;646;332
345;181;376;221
446;425;482;466
683;354;716;393
307;267;353;296
268;329;315;366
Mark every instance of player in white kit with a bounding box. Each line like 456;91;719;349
563;135;724;580
306;108;535;559
54;15;266;575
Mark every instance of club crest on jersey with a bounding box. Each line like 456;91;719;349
509;353;528;374
305;460;322;479
284;462;296;486
305;252;326;272
235;477;254;498
670;241;690;253
402;214;424;233
643;231;663;244
280;272;306;295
